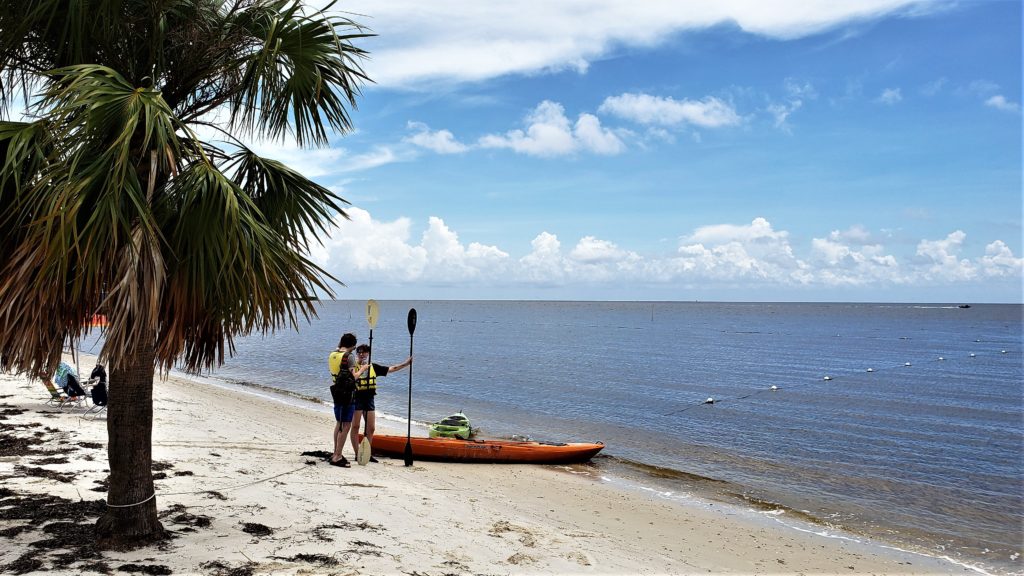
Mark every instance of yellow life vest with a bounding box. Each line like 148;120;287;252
328;350;345;376
356;363;377;392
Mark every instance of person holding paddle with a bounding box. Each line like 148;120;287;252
328;332;361;467
350;344;412;463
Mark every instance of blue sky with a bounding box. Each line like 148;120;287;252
268;0;1022;302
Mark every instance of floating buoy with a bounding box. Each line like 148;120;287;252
823;376;832;381
770;385;778;391
704;397;714;404
1001;350;1008;354
970;353;976;358
975;339;981;342
938;357;945;361
866;368;875;373
904;362;912;367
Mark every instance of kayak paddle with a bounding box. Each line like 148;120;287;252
404;308;416;467
358;299;379;466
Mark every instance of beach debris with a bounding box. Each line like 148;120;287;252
241;522;274;537
704;397;715;404
823;376;832;381
2;553;43;575
311;521;385;541
15;464;75;484
160;504;212;530
272;553;340;567
200;560;257;576
116;563;173;575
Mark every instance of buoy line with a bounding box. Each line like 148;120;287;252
662;347;1016;417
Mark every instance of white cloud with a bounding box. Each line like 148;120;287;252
769;78;817;131
478;100;624;157
876;88;903;105
685;217;788;245
810;235;902;286
336;0;945;87
915;230;976;281
675;218;813;284
828;225;874;244
984;95;1021;113
318;211;1021;294
569;236;635;264
404;121;469;154
980;240;1024;278
599;93;741;128
573;113;627;155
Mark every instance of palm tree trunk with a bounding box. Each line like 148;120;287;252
95;337;166;548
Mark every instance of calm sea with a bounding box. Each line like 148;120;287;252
88;301;1024;573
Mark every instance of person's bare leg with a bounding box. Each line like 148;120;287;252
331;421;342;461
336;421;353;463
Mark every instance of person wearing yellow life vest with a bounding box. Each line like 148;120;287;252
350;344;412;463
328;333;364;467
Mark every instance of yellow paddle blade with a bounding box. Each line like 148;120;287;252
357;437;371;466
367;299;380;329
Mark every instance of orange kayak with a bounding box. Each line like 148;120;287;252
364;434;604;464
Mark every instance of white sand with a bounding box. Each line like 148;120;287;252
0;357;973;575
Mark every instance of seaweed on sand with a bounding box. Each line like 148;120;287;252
240;522;273;537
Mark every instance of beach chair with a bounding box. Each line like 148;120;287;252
41;378;68;407
82;380;108;420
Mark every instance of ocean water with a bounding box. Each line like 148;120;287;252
83;301;1024;573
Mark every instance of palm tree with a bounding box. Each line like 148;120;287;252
0;0;370;546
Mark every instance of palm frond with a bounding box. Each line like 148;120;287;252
227;0;372;146
157;157;336;371
226;145;349;250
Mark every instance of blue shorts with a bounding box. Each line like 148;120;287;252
353;395;375;412
334;402;355;423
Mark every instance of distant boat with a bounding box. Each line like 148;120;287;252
958;304;971;309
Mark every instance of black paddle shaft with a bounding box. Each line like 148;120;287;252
404;308;417;466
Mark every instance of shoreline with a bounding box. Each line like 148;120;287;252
1;354;989;575
191;370;1014;576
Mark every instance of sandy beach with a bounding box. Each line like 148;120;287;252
1;356;975;575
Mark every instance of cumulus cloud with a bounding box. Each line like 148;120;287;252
319;208;508;284
684;217;788;245
318;211;1021;295
336;0;945;87
984;95;1021;113
876;88;903;105
478;100;625;157
916;230;976;281
404;122;469;154
979;240;1024;277
599;93;742;128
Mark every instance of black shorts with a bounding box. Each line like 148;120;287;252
353;394;375;412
